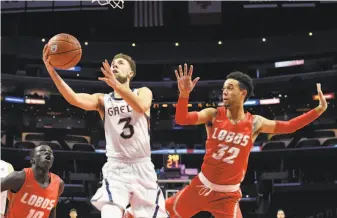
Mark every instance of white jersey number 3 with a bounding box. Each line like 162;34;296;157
212;144;240;164
118;117;134;139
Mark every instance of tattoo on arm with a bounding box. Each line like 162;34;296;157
253;115;262;133
207;111;217;126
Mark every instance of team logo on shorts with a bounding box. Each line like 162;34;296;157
50;45;58;53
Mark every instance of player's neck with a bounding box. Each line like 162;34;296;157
32;166;49;183
114;82;131;99
226;105;245;121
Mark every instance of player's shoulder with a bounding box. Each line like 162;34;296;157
58;178;65;195
137;87;152;94
136;87;153;101
93;93;106;99
50;172;62;180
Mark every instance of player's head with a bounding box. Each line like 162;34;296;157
111;53;136;84
69;208;77;218
29;144;54;170
277;209;285;218
222;71;254;108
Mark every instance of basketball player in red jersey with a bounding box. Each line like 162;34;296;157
1;145;64;218
164;64;328;218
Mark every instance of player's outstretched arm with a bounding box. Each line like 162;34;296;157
99;60;152;113
0;171;25;193
255;83;328;134
174;64;216;125
42;45;103;112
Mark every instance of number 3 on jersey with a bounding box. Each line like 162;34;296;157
118;117;134;139
212;144;240;164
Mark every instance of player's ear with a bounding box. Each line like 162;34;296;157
129;71;135;79
241;89;247;99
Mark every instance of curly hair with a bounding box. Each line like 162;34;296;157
113;53;136;80
226;71;254;101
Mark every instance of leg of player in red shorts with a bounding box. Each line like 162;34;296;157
166;177;206;218
207;199;242;218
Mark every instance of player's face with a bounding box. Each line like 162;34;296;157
33;145;54;170
222;79;245;107
69;211;77;218
111;58;134;84
277;210;285;218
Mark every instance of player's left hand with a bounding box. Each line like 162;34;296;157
316;83;328;114
98;59;120;88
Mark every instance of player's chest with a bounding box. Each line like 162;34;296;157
209;121;252;147
105;102;133;117
18;190;58;210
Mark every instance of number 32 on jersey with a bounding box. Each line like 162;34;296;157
212;144;240;164
211;128;250;164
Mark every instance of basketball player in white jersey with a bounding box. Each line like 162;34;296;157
43;46;167;218
0;160;14;217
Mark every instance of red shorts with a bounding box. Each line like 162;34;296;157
166;175;242;218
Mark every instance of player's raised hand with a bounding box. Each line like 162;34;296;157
99;59;119;88
175;63;200;97
42;44;54;72
316;83;328;114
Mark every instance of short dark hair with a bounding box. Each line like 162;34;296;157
226;71;254;101
113;53;136;80
70;208;77;213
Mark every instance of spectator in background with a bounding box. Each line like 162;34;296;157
277;209;285;218
69;208;78;218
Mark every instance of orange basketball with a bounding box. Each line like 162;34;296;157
48;33;82;69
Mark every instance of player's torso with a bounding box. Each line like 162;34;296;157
7;168;60;218
103;89;151;159
202;107;254;185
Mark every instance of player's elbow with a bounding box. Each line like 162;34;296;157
175;116;188;125
134;104;150;114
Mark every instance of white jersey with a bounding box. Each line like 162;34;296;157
0;160;14;216
103;89;151;160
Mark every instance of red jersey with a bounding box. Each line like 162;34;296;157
6;168;60;218
201;107;254;185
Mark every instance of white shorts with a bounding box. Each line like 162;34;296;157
91;157;168;218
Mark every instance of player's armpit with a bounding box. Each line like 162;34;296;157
73;93;104;111
257;108;321;134
0;171;25;193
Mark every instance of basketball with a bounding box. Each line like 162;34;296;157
48;33;82;69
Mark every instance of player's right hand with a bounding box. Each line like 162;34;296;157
175;63;200;97
42;44;54;72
